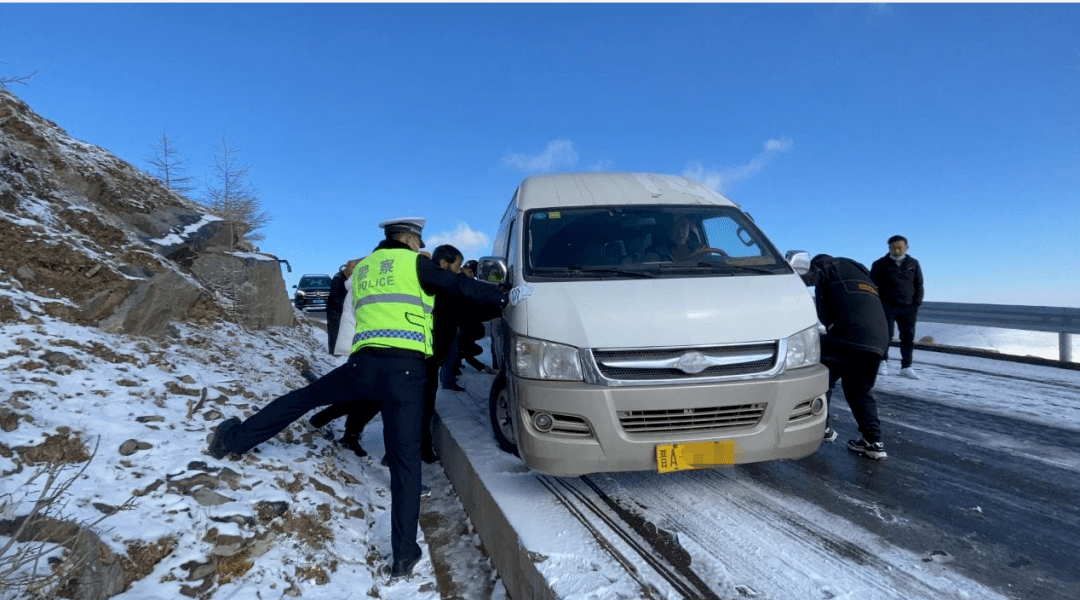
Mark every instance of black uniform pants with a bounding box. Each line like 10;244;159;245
882;303;918;368
308;399;379;440
821;346;883;443
218;348;426;564
422;355;441;453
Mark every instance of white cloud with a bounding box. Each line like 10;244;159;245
683;137;794;193
502;139;579;172
764;137;794;153
681;162;726;192
588;158;615;172
425;222;492;258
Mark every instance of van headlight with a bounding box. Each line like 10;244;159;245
511;334;583;381
784;325;821;370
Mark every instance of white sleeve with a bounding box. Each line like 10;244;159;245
334;276;355;355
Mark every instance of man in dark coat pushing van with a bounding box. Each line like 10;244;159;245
801;254;890;460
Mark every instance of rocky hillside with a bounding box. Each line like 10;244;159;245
0;90;474;600
0;88;294;336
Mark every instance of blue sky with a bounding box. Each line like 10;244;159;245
2;3;1078;306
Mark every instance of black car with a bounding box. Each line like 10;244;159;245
293;274;332;311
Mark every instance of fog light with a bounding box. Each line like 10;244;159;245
533;412;554;432
810;396;825;415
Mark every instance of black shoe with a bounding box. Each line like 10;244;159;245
443;383;466;392
381;454;389;467
340;435;367;457
421;446;439;464
848;438;887;460
389;554;421;578
207;417;241;459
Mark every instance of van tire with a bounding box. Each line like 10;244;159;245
488;372;519;456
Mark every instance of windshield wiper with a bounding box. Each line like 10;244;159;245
535;265;657;279
690;262;778;275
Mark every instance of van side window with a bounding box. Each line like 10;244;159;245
506;218;519;276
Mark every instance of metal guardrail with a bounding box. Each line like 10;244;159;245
919;301;1080;362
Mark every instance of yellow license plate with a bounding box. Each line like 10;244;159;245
656;440;742;473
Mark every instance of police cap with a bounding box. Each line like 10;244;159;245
379;217;426;248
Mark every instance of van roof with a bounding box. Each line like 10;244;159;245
514;172;738;210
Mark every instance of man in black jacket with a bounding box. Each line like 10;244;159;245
802;254;890;460
870;235;924;379
325;264;349;355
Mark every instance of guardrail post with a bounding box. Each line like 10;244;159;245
1061;333;1075;363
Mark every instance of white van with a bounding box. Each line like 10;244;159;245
479;173;828;477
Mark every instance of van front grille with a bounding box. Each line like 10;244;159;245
617;403;766;434
592;342;778;382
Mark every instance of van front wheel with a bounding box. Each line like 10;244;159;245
488;372;519;456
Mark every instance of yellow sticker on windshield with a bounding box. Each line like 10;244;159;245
548;211;561;219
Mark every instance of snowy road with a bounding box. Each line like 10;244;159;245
442;347;1080;600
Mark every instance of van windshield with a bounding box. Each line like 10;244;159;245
523;206;790;280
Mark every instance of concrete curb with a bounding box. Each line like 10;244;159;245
433;411;557;600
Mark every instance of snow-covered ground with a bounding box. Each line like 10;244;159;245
0;313;501;600
1;311;1075;600
916;321;1074;363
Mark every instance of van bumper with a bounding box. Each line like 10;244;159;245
511;364;829;477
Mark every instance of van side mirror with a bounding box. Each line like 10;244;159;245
785;251;811;275
478;256;510;286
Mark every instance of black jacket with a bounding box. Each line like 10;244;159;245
870;254;924;307
326;269;348;323
431;281;501;362
802;255;889;356
376;240;508;360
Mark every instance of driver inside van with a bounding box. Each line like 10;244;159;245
642;216;703;262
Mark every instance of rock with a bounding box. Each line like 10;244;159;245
191;488;235;506
135;415;165;423
92;502;119;515
254;500;290;522
209;532;247;557
41;350;75;368
97;270;208;338
190;250;294;329
118;439;139;456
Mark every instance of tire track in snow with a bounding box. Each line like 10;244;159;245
588;469;1012;600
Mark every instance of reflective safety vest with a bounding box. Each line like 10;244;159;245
351;248;435;356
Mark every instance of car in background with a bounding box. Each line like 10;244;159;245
293;274;332;311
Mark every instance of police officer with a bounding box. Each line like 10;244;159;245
207;216;509;577
801;254;890;460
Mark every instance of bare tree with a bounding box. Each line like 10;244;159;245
202;137;270;246
146;131;196;197
0;65;37;89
